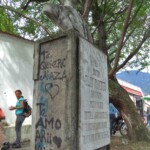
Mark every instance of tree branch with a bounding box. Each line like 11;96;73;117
92;1;125;36
109;0;134;78
102;0;107;17
116;27;150;71
106;8;128;34
21;0;49;10
122;27;136;47
108;49;117;57
0;5;51;36
128;0;143;27
82;0;93;20
107;38;119;50
64;0;78;8
110;57;115;64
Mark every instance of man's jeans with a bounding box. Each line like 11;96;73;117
109;114;116;135
15;115;25;144
148;120;150;126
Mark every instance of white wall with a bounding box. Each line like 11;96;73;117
143;100;150;113
4;124;31;142
0;32;34;124
129;94;136;105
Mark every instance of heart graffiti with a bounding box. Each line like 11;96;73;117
53;136;62;148
45;83;59;100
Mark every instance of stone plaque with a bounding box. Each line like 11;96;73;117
79;38;110;150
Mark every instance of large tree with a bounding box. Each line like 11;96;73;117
0;0;150;141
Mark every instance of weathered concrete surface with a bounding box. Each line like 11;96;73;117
32;32;78;150
78;37;110;150
4;124;31;143
13;141;30;150
32;31;110;150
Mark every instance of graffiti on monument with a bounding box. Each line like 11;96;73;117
35;102;62;150
35;48;67;150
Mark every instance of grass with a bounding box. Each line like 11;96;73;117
110;136;150;150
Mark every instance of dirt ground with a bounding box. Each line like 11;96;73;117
0;122;5;149
110;135;150;150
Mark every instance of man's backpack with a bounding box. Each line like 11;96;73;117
23;99;32;117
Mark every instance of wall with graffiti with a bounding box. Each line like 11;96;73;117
33;35;78;150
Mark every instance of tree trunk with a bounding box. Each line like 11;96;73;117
109;78;150;141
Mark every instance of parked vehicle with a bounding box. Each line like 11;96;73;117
112;116;128;136
143;114;148;125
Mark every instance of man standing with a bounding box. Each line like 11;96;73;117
9;90;25;148
109;102;119;136
147;114;150;126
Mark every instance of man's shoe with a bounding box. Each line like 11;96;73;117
12;142;17;146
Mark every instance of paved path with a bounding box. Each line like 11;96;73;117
1;141;31;150
13;146;30;150
10;127;150;150
13;141;30;150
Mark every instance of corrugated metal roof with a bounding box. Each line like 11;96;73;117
122;85;143;96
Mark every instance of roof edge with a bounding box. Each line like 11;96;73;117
0;31;34;43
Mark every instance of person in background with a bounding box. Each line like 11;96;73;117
147;114;150;126
9;90;25;148
109;102;119;136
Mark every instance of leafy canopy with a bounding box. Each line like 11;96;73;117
0;0;150;74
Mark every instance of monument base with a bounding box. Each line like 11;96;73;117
32;30;110;150
98;145;110;150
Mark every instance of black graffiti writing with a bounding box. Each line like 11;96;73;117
40;49;51;61
40;49;66;69
40;70;67;81
35;129;62;149
37;103;47;116
44;117;61;130
53;119;61;130
53;136;62;148
40;57;66;70
36;129;46;143
36;117;61;130
45;83;59;100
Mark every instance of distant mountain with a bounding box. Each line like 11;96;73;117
116;70;150;95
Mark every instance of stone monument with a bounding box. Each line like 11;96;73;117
31;31;110;150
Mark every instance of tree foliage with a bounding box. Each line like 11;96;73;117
1;0;149;72
0;8;16;33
